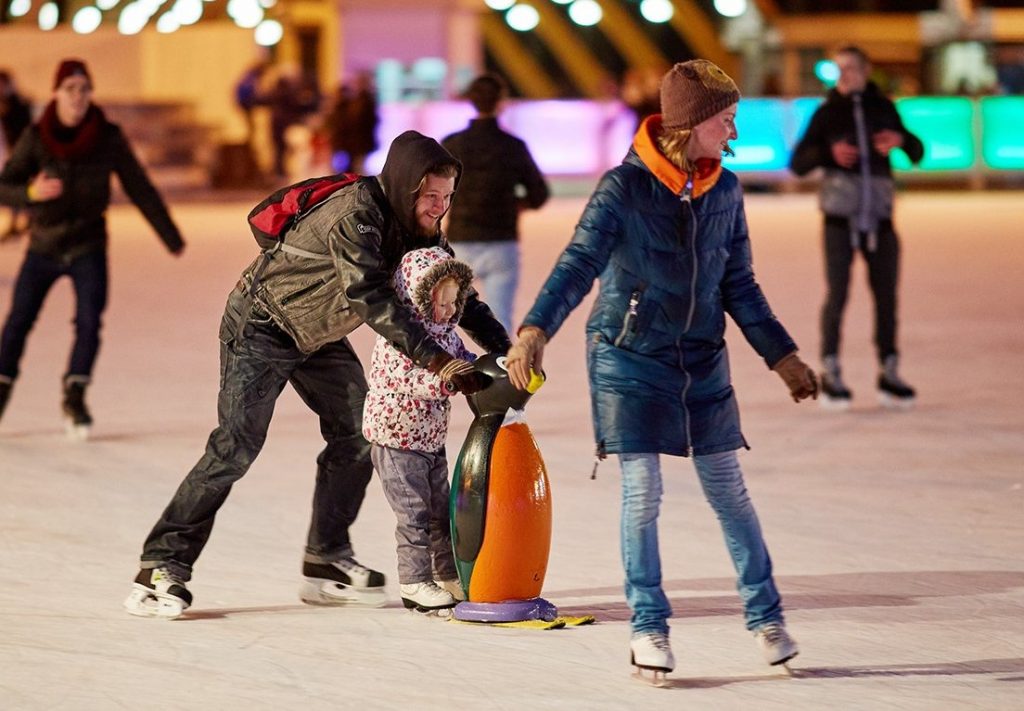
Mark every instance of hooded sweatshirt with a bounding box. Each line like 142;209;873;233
362;246;476;452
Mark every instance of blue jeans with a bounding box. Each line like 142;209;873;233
451;241;519;334
619;450;784;635
0;250;108;380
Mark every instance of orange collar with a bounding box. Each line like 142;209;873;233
633;115;722;199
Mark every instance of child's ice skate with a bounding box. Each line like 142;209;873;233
299;557;388;607
630;631;675;687
124;567;192;619
877;355;915;410
62;377;93;441
401;581;457;617
435;578;466;602
753;622;799;673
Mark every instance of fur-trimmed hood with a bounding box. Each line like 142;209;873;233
393;246;474;337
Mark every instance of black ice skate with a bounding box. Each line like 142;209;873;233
124;567;193;619
299;556;388;607
0;377;12;424
877;355;916;410
630;632;675;688
819;356;852;411
62;377;93;441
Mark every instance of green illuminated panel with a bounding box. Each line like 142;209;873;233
891;98;975;172
980;97;1024;170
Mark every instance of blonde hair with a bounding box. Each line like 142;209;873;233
657;127;694;172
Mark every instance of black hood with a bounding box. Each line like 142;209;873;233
378;130;462;238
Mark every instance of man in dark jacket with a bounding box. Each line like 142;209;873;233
506;60;816;683
789;46;924;410
0;69;33;240
125;130;510;619
442;74;549;332
0;59;184;435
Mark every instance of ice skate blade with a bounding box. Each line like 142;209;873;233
123;587;188;619
818;395;851;412
631;667;670;688
299;579;388;608
407;606;454;619
64;419;91;441
878;391;915;411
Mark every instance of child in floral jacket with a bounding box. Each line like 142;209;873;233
363;246;477;613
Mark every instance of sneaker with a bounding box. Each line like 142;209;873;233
753;622;799;666
400;581;457;611
124;567;192;619
877;355;915;409
630;631;675;673
435;578;466;602
300;556;387;607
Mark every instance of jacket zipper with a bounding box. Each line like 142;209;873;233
613;289;642;347
679;188;698;457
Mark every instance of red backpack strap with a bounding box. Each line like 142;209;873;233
247;172;360;249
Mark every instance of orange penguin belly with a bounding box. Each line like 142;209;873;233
467;422;552;603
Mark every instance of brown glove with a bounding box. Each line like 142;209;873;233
426;354;490;395
772;352;819;403
506;326;547;391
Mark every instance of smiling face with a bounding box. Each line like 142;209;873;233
430;277;459;324
686;104;738;161
414;173;456;238
54;74;92;127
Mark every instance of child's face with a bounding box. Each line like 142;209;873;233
431;279;459;324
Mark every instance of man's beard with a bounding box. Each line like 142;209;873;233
415;218;440;239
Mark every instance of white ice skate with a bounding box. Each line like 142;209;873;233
299;557;388;608
435;578;466;602
124;567;192;619
630;632;675;687
400;581;457;616
754;622;799;673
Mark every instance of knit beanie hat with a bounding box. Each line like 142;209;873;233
54;59;91;90
660;59;739;130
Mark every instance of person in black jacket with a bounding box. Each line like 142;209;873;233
0;59;184;436
124;130;509;620
789;46;923;410
0;69;33;240
442;74;549;332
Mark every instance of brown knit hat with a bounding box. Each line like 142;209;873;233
660;59;739;130
53;59;91;90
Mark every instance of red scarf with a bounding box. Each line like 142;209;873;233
37;101;106;161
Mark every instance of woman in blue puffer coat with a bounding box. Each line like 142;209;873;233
507;60;818;682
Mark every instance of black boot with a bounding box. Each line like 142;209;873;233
0;378;12;423
62;377;93;439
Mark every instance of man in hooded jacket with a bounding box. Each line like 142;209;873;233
125;130;509;619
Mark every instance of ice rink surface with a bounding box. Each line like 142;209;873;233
1;190;1021;710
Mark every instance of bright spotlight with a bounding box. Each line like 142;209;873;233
172;0;202;25
37;1;58;29
96;0;119;8
639;0;672;23
713;0;747;18
568;0;601;27
156;10;179;32
814;59;839;86
254;18;283;46
485;0;515;10
72;5;102;32
505;4;539;32
9;0;32;18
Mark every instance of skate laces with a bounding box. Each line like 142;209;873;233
756;623;789;646
636;632;671;651
336;556;368;575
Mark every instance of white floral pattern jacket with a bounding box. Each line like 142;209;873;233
362;246;476;452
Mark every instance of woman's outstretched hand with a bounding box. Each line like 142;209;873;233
506;326;547;390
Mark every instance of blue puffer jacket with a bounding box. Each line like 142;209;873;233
522;118;796;457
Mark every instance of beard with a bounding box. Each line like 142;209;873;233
414;217;441;239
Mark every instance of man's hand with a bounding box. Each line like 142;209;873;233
427;354;490;395
506;326;547;390
872;129;903;156
27;172;63;202
772;352;818;403
830;140;859;168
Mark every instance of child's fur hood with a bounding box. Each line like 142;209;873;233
393;247;474;331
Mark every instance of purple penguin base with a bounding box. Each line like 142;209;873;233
452;597;558;623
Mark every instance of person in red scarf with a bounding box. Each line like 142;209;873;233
0;59;184;437
505;60;817;684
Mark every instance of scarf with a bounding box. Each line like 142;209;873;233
37;101;105;161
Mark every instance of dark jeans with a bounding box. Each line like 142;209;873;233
0;250;108;381
140;292;373;579
820;217;900;363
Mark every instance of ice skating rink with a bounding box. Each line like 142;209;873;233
1;189;1021;710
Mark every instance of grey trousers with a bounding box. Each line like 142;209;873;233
371;444;458;585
